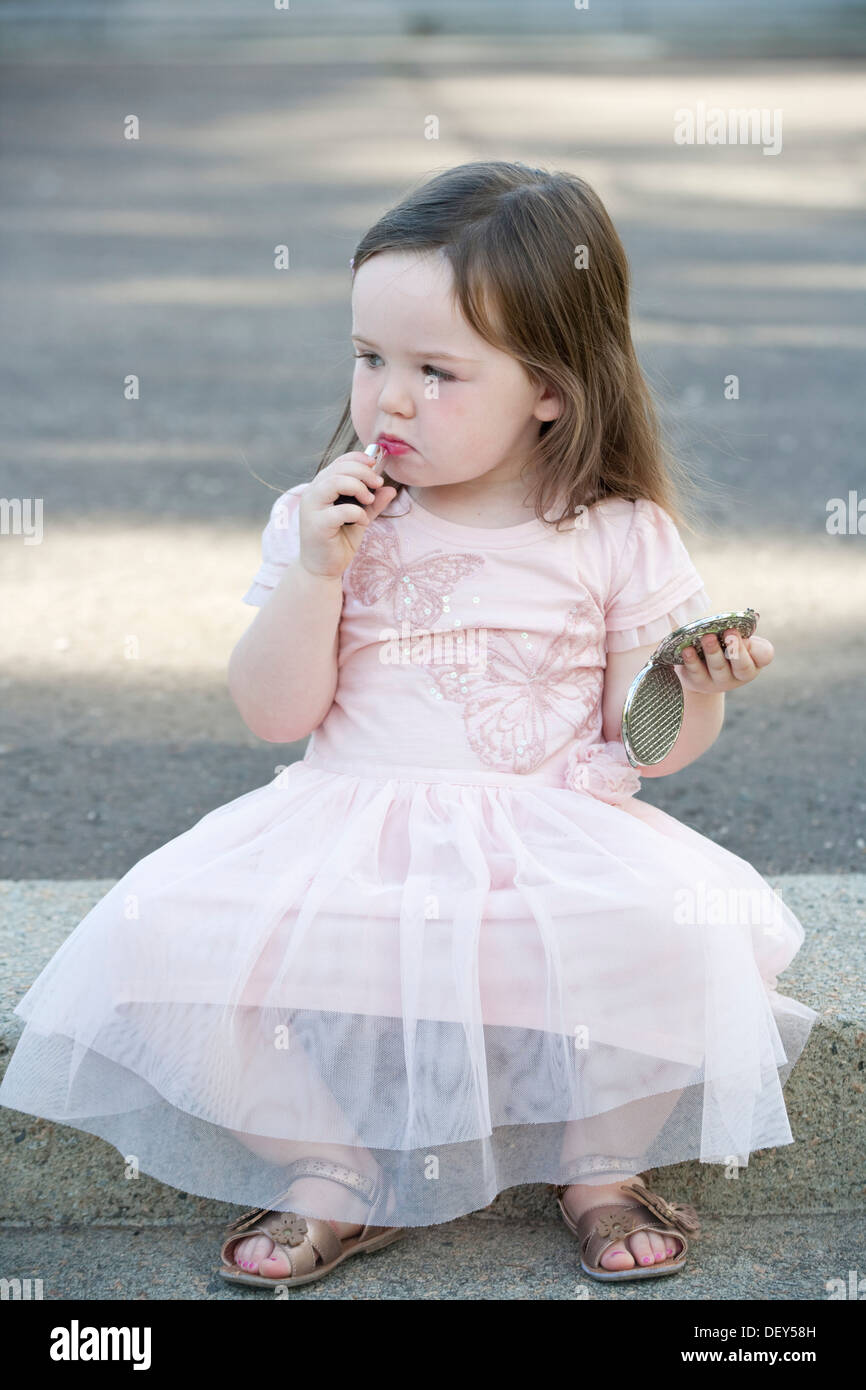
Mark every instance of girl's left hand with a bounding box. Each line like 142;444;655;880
679;628;774;693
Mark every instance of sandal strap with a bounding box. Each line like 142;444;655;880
222;1158;380;1236
282;1156;381;1208
552;1178;700;1237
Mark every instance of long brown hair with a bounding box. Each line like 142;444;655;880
317;160;716;534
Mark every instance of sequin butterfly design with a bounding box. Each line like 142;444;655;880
427;599;603;774
347;517;485;627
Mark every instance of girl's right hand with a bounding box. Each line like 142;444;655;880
297;452;398;578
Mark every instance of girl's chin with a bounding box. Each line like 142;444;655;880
380;456;417;478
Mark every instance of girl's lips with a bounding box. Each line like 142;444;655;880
377;437;413;456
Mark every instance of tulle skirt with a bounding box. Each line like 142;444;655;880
0;760;817;1226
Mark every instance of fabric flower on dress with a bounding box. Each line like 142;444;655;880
565;738;642;805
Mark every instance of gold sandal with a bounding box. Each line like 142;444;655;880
218;1156;406;1289
552;1175;700;1282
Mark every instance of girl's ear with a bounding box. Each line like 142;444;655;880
533;380;563;423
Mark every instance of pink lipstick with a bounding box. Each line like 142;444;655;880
377;435;412;455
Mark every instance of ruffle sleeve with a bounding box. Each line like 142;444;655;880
604;498;711;653
241;482;308;607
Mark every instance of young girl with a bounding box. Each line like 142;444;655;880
0;161;817;1287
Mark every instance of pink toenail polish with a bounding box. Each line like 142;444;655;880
641;1255;652;1264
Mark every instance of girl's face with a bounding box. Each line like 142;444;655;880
350;249;560;499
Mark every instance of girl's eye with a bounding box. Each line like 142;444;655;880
424;365;455;382
352;352;454;383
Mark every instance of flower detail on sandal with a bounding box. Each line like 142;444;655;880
594;1211;633;1241
268;1212;310;1247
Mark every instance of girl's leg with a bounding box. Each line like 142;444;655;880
558;1087;685;1272
221;1007;392;1276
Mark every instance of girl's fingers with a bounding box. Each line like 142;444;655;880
681;643;714;687
371;484;398;515
677;626;772;691
742;634;774;668
330;473;377;503
722;629;757;678
698;631;731;683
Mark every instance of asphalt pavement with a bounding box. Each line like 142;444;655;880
0;41;863;872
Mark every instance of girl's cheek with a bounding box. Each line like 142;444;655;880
423;392;462;426
349;376;373;422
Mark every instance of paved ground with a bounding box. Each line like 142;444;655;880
1;1210;863;1301
1;42;863;879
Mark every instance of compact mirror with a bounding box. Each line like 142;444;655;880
620;608;759;768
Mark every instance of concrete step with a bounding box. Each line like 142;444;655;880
1;876;864;1227
1;1211;864;1301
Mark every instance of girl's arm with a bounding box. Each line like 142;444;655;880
228;560;344;743
229;453;397;744
601;640;725;778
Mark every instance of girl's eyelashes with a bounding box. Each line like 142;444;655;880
352;351;455;382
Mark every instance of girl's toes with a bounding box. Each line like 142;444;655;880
233;1234;271;1273
259;1243;292;1278
600;1239;634;1270
629;1231;655;1267
649;1232;668;1262
231;1235;253;1269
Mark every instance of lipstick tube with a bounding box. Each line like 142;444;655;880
333;442;385;520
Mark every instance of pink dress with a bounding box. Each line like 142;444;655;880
0;484;817;1227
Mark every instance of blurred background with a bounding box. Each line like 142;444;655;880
1;0;864;877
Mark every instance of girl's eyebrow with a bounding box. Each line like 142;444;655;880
351;334;479;363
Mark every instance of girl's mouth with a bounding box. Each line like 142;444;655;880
377;436;413;456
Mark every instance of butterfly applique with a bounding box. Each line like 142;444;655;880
347;516;485;627
427;600;603;774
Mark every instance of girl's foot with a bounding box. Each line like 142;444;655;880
559;1177;683;1272
230;1167;388;1280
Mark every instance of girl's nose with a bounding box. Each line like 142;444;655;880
375;373;415;418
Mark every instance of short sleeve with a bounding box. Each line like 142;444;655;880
241;482;308;607
604;498;711;653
